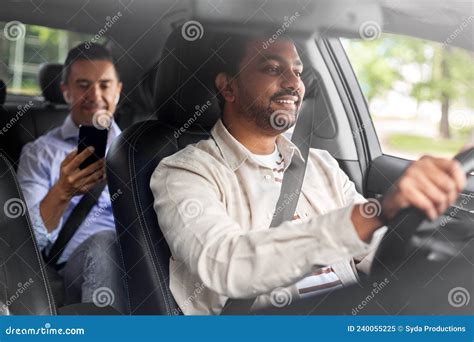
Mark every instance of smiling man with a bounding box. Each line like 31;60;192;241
17;43;127;313
150;35;466;315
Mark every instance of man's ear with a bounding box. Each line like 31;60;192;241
60;83;71;104
114;82;123;105
215;72;235;103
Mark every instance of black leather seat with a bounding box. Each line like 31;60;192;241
106;27;224;315
0;64;69;169
0;153;57;315
106;27;317;315
0;152;122;315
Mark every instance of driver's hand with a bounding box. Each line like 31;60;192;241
381;156;467;221
54;147;105;200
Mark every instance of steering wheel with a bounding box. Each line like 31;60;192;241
371;147;474;276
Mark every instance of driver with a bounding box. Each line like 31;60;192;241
150;34;466;315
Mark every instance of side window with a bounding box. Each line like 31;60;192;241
0;21;105;96
341;34;474;159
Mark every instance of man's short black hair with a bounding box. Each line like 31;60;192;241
213;33;299;112
213;34;253;112
215;34;251;80
62;42;118;84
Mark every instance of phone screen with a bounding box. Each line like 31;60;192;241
77;125;108;169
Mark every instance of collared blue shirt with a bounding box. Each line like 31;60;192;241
17;115;121;264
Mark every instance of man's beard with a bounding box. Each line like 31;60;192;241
238;87;299;134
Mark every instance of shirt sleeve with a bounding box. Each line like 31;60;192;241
317;150;387;273
16;142;61;251
151;154;372;300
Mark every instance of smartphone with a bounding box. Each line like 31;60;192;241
77;125;108;169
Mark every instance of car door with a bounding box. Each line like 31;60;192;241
318;13;474;270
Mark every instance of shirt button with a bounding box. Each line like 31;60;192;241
264;174;271;180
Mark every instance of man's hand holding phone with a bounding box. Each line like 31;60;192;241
40;147;105;232
55;147;105;200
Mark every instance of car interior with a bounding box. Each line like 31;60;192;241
0;0;472;316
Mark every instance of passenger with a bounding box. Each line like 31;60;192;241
150;35;466;315
17;43;127;314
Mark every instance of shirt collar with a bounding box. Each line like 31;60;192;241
210;119;304;171
60;114;121;143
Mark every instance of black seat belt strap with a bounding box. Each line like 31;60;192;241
44;181;107;267
222;82;317;314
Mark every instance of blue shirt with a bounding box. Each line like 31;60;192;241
17;115;121;264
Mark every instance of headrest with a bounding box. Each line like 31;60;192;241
152;28;224;129
152;27;317;130
38;63;66;104
0;79;6;105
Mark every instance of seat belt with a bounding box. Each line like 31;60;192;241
221;87;316;315
44;181;107;267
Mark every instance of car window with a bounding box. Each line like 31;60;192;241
341;33;474;159
0;21;105;96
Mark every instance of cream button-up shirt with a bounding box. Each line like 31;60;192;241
150;119;383;315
